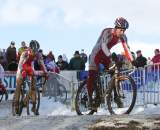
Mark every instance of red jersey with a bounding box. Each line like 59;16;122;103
17;48;47;78
89;28;133;69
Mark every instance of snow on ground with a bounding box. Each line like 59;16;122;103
1;93;160;118
39;97;76;116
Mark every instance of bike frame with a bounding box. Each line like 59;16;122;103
94;62;126;106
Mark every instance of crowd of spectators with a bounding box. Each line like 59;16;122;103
0;41;160;73
0;41;88;72
117;49;160;70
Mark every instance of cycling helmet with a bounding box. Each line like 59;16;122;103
114;17;129;29
29;40;40;52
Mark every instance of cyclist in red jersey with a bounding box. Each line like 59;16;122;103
14;40;47;114
87;17;134;110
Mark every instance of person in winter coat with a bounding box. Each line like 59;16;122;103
80;49;88;63
17;41;28;61
45;51;60;73
6;41;17;66
152;49;160;64
56;55;68;70
132;50;147;68
68;51;85;70
151;49;160;70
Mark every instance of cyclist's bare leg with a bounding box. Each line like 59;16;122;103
14;77;23;113
29;76;36;113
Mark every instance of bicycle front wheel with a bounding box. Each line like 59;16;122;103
57;84;67;103
75;81;95;115
107;75;137;115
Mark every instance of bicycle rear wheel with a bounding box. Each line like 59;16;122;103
75;81;95;115
0;89;8;102
107;75;137;115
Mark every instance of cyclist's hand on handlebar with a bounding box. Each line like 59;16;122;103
111;53;118;62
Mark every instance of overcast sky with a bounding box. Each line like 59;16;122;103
0;0;160;60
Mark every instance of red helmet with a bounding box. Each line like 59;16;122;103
114;17;129;29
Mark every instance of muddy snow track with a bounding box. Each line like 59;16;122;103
0;100;106;130
0;115;107;130
1;101;160;130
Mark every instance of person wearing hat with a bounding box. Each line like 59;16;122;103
68;51;85;70
151;49;160;64
17;41;28;61
6;41;17;69
132;50;147;68
80;49;88;64
56;55;69;70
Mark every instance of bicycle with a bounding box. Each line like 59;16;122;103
12;75;46;116
44;72;67;103
0;80;8;102
75;57;137;115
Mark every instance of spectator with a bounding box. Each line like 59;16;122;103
44;51;60;73
152;49;160;64
0;49;3;58
147;57;152;64
34;49;47;70
56;55;69;70
38;49;46;61
2;49;7;61
34;50;43;71
1;49;7;70
80;49;88;63
132;50;147;68
6;41;17;65
62;54;68;63
68;51;85;70
151;49;160;70
17;41;27;61
0;58;5;86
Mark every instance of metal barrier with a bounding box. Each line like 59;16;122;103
114;63;160;107
41;72;77;108
143;63;160;105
